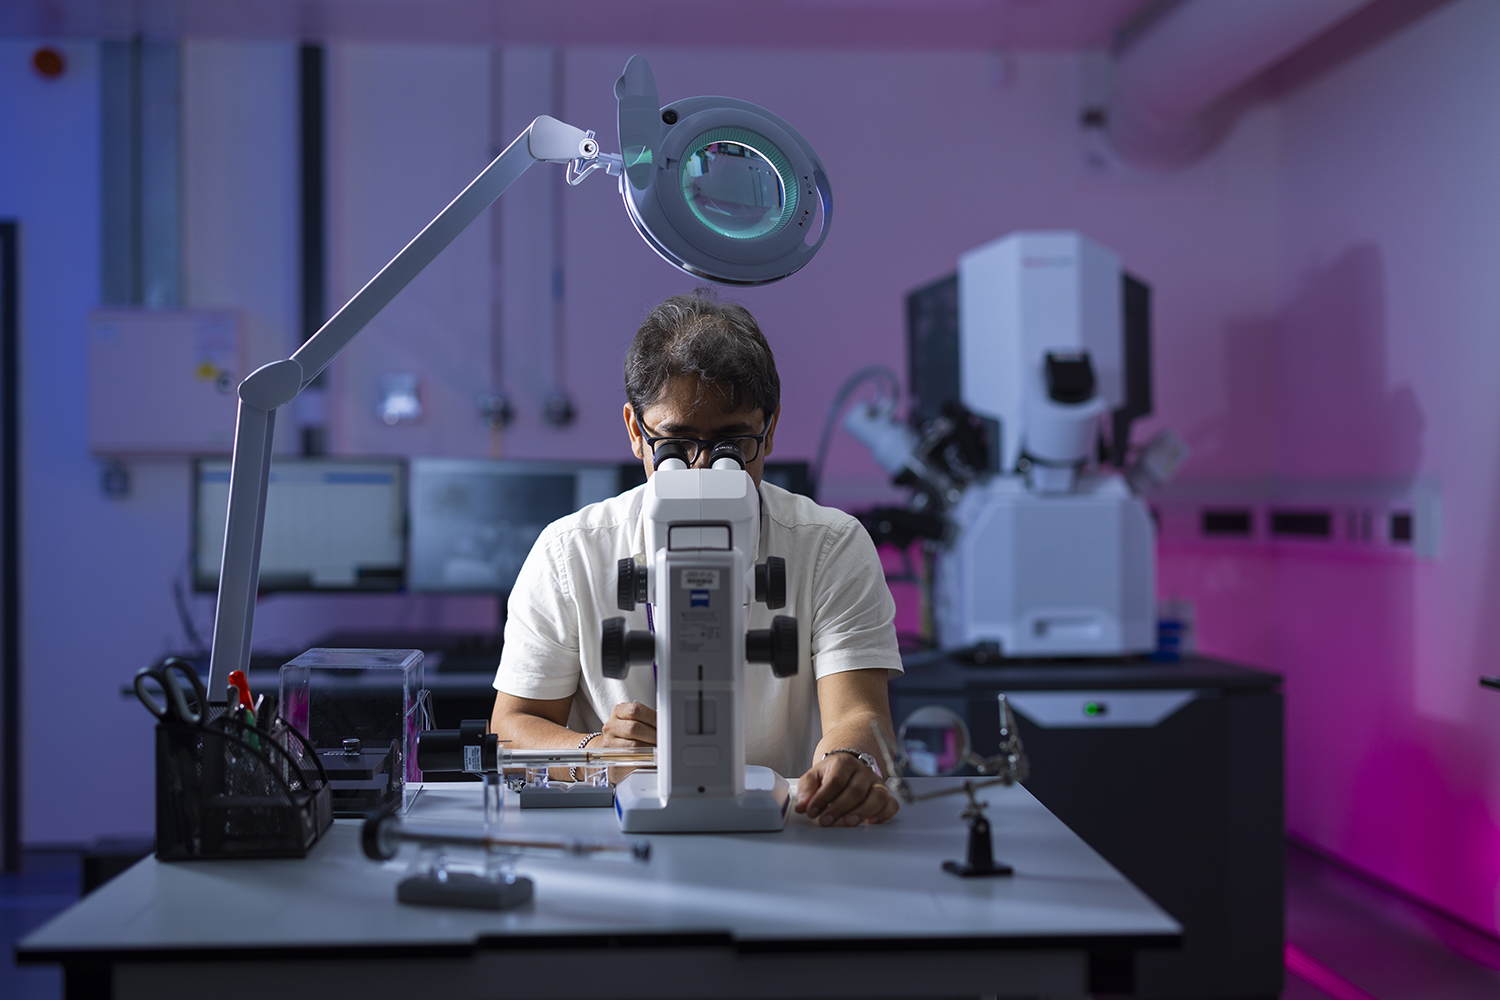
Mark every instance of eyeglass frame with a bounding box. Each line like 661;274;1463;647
636;417;774;467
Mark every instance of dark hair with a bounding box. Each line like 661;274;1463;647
624;290;781;421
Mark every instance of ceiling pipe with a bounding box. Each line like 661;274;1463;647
1107;0;1374;169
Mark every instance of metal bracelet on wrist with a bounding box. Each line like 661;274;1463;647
571;731;603;782
823;747;882;779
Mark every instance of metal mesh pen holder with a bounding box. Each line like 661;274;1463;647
155;710;333;861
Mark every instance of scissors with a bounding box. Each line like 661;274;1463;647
133;657;208;726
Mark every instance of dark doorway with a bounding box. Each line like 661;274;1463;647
0;222;19;873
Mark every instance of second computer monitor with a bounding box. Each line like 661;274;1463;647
408;459;619;594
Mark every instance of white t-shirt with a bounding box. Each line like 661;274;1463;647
493;481;902;778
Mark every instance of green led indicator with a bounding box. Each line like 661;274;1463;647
1084;701;1106;717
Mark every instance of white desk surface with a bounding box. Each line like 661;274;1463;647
20;778;1179;999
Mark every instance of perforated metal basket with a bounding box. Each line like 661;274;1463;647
154;708;332;861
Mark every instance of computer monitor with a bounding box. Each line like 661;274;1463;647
194;457;407;593
408;459;620;594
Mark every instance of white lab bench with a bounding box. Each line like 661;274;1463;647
18;778;1180;999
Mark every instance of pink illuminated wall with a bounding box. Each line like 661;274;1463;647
1161;0;1500;936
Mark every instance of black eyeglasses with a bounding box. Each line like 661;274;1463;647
640;420;771;466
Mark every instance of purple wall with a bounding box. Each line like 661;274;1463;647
494;47;1282;504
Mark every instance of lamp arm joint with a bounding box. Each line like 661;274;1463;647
237;359;305;412
528;114;600;163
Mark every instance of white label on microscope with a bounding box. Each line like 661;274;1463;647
464;745;482;773
681;569;720;590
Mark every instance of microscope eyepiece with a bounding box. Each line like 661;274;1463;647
653;440;691;468
707;440;747;469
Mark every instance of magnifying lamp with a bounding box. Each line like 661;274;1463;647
205;56;833;692
609;56;831;285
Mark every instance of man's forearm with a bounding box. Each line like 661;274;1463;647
815;708;891;768
491;709;586;748
491;692;593;780
812;668;899;777
800;687;901;825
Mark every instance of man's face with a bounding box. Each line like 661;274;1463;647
624;374;779;487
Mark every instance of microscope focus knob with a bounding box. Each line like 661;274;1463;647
754;557;787;610
616;558;648;611
769;615;798;677
601;617;628;678
746;615;798;678
601;617;655;678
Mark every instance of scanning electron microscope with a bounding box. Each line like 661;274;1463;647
601;441;799;833
847;231;1187;658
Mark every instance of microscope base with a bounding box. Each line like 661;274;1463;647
615;766;790;833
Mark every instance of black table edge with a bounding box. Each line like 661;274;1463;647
17;930;1182;965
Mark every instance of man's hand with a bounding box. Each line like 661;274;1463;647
602;701;656;783
601;701;656;747
795;751;899;827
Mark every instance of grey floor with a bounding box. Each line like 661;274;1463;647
4;840;1499;998
1;849;75;1000
1283;841;1500;1000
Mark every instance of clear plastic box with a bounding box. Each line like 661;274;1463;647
279;648;424;815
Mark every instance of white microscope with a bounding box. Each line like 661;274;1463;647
601;440;799;833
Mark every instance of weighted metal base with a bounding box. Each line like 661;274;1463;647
942;812;1013;877
519;782;615;809
397;872;534;910
943;859;1014;877
615;766;790;833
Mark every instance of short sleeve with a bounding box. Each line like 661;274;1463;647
493;523;584;701
807;519;903;679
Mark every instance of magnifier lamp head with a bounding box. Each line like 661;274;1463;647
616;55;832;286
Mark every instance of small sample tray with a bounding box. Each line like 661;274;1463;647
517;782;615;809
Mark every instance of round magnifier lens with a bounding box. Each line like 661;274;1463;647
898;705;972;777
679;129;799;241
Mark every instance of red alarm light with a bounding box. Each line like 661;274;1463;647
32;47;66;79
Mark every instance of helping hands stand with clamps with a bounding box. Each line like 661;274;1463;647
601;442;800;833
875;695;1030;877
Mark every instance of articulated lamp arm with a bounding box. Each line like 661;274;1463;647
206;116;600;693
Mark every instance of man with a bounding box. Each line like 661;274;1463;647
492;291;901;826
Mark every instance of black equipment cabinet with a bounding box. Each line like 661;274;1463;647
892;654;1284;1000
